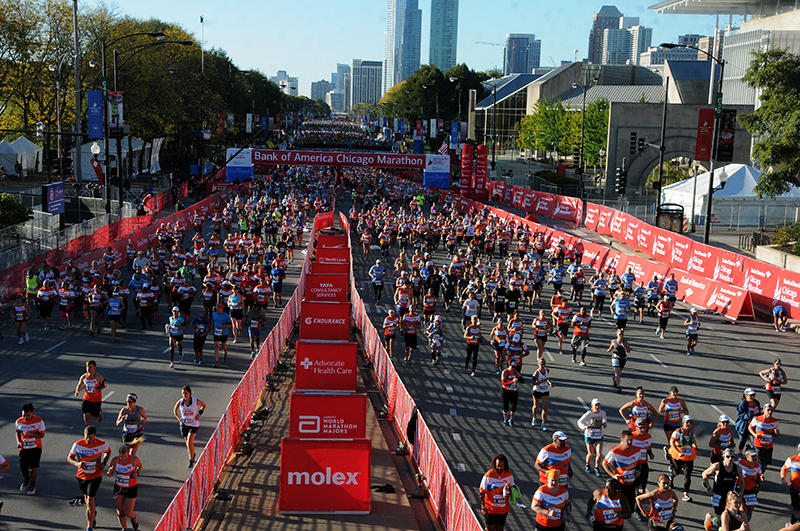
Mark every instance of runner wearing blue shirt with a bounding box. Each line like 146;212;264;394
773;305;789;332
271;267;286;307
633;282;647;323
621;267;637;292
646;275;660;317
210;305;232;368
610;292;631;330
591;273;608;320
167;307;186;368
190;312;210;364
664;274;679;303
549;265;566;294
369;259;387;302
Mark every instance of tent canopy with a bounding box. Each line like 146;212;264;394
10;136;42;172
73;137;151;181
0;139;20;174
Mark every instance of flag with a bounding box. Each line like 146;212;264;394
438;138;449;156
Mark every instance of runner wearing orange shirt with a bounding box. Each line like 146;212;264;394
67;426;111;531
749;404;779;471
603;430;641;514
480;454;514;531
533;469;572;530
15;402;45;496
75;360;107;426
781;445;800;525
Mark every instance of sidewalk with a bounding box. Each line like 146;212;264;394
198;339;431;531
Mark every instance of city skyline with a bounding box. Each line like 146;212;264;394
114;0;733;97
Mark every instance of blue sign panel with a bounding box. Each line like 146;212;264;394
44;182;65;215
87;90;103;139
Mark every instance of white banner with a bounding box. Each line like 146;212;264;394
246;113;253;133
226;148;253;167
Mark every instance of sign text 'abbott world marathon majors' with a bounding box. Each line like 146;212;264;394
279;438;371;513
295;341;357;392
289;393;367;438
299;301;351;341
252;149;426;169
304;273;348;302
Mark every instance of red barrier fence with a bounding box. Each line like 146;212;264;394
487;181;583;225
154;225;316;531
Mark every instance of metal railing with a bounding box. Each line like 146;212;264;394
0;210;61;252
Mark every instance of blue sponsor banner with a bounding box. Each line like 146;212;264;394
450;121;459;149
226;165;253;182
43;182;65;214
262;116;268;130
87;90;103;139
399;121;405;135
423;173;449;189
412;138;423;154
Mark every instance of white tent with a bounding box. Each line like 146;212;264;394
10;136;42;172
0;139;19;175
661;163;800;227
73;137;151;182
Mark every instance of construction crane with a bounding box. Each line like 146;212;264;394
475;41;504;47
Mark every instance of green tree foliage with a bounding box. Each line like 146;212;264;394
0;193;34;229
582;97;610;166
515;100;573;155
740;48;800;197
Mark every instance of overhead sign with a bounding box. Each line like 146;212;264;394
295;341;357;392
317;234;349;248
252;149;426;169
279;438;371;514
300;302;351;341
289;393;367;438
42;182;65;215
304;274;348;302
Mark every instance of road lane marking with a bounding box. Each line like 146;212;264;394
457;463;466;472
578;397;589;410
44;340;67;353
453;433;461;441
649;354;668;368
443;369;450;374
102;391;115;402
711;405;726;416
450;408;457;416
446;386;453;393
545;350;555;362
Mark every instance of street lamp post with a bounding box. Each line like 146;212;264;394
661;43;724;243
48;51;77;183
168;66;207;189
598;148;606;187
572;77;598;178
101;31;165;213
491;83;498;173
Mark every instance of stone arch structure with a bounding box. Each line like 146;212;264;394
604;102;754;196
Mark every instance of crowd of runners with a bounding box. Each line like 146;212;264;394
344;169;799;531
3;167;335;531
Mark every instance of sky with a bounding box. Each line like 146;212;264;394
105;0;742;97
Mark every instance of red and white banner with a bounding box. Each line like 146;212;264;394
317;234;349;248
551;195;583;224
623;216;641;249
313;212;335;233
743;258;782;308
685;242;717;278
316;246;351;266
253;149;425;169
474;145;488;202
579;240;609;269
609;210;628;241
533;192;556;218
295;341;358;392
310;262;350;276
585;203;601;231
695;108;715;162
704;283;752;319
300;302;351;341
673;270;712;308
279;438;371;513
775;270;800;319
670;235;693;271
304;274;349;302
615;254;658;283
460;144;473;197
289;393;367;439
597;206;614;235
712;249;746;287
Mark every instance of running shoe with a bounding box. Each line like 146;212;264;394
20;480;28;492
131;516;139;530
659;334;665;339
44;325;49;330
585;465;591;473
18;338;24;345
635;512;645;521
495;368;501;374
27;485;35;496
188;459;194;468
471;372;476;377
682;493;692;502
214;362;220;368
508;419;514;427
541;423;547;431
686;351;692;356
111;338;116;343
572;357;576;363
178;355;183;363
531;418;537;426
663;446;669;461
594;468;601;477
98;410;103;423
24;333;29;342
580;361;587;366
169;362;174;368
503;419;508;426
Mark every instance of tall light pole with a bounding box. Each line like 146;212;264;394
490;82;498;173
101;31;165;213
168;66;207;188
661;42;725;243
572;77;598;177
48;51;77;182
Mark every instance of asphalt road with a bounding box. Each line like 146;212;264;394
348;200;800;531
0;220;304;530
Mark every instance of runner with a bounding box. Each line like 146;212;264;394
533;309;552;360
425;315;446;365
115;393;146;455
759;358;788;409
190;309;210;364
735;388;761;452
591;272;607;320
490;317;510;374
668;415;698;502
67;426;111;531
382;309;399;359
773;304;789;331
701;448;743;518
211;304;232;368
479;454;514;531
738;447;763;520
88;284;108;337
245;305;266;359
15;402;45;496
781;444;800;526
105;443;143;531
603;430;642;514
13;295;31;344
655;294;672;340
713;492;751;531
532;469;572;531
464;315;482;376
500;359;521;426
535;431;573;486
635;474;680;530
401;306;421;364
227;287;244;343
166;307;186;368
579;399;608;476
708;415;735;465
36;278;58;330
607;329;631;393
75;360;107;426
107;289;125;343
632;418;655;520
570;306;592;365
620;387;660;427
552;298;573;355
748;403;779;472
683;309;700;355
369;259;387;302
585;478;632;531
532;358;553;430
632;281;646;323
659;387;690;446
610;291;630;331
173;385;206;468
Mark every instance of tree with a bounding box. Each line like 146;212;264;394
740;48;800;197
582;97;610;166
516;100;573;156
0;193;33;229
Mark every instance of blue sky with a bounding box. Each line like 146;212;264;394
108;0;738;97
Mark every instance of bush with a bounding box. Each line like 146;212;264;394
0;193;33;230
771;221;800;254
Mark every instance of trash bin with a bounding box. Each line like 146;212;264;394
656;203;685;234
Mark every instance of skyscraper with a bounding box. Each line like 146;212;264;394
587;5;623;64
350;59;383;108
602;28;632;65
628;25;653;65
311;80;336;101
503;34;542;74
429;0;459;72
335;63;350;93
383;0;422;93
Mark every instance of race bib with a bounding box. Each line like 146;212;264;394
760;434;772;444
196;325;206;333
16;312;23;320
215;328;224;336
250;320;260;329
579;326;588;333
375;280;382;285
182;416;193;424
712;494;721;506
744;494;758;506
116;475;130;487
85;382;96;393
588;428;603;439
497;340;506;347
603;509;617;521
22;438;36;449
682;446;692;456
659;511;673;521
623;469;636;482
84;462;97;474
558;475;568;486
549;508;561;520
170;326;180;335
508;301;516;308
126;423;139;433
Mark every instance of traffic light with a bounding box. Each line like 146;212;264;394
629;132;637;155
638;137;645;152
36;122;45;142
615;167;622;193
619;170;628;195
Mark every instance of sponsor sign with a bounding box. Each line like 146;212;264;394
743;258;781;308
316;246;351;266
252;149;425;169
609;210;627;241
624;217;640;248
774;270;800;319
43;182;65;215
551;196;582;224
649;227;673;263
534;192;556;218
712;249;745;287
615;255;656;282
705;283;750;319
313;212;335;233
300;302;351;341
279;438;371;513
674;270;711;307
579;240;609;269
295;341;357;392
584;203;601;231
316;234;349;248
695;108;714;162
459;144;473;197
289;393;367;438
473;145;488;201
87;90;103;139
670;236;693;271
686;242;716;278
716;109;737;162
310;262;350;275
635;224;654;255
596;206;614;235
304;274;348;302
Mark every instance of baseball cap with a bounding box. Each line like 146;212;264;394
591;398;601;406
744;388;756;396
552;431;568;441
719;414;731;423
172;306;180;312
682;415;693;423
690;308;698;313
